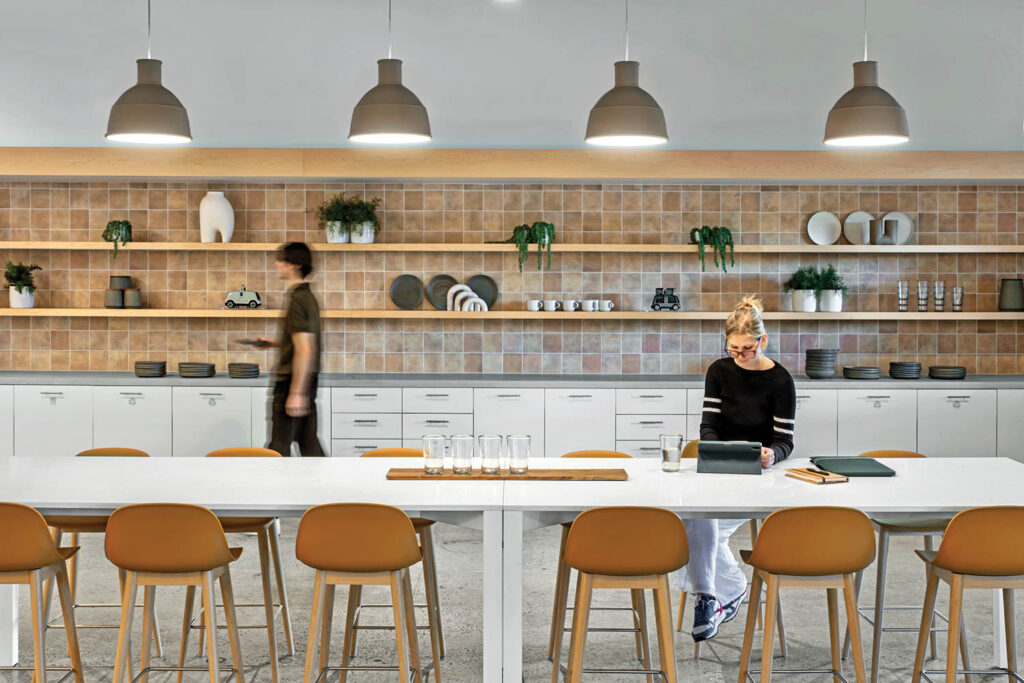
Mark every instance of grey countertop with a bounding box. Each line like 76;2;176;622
1;371;1022;390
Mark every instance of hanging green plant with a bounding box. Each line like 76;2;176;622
531;221;555;269
101;219;133;259
489;221;556;272
689;225;735;273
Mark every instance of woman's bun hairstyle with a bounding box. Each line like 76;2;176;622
725;294;766;339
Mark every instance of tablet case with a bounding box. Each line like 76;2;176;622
697;441;763;475
810;456;896;477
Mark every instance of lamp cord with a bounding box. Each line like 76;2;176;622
147;0;152;59
387;0;392;59
862;0;868;61
624;0;630;61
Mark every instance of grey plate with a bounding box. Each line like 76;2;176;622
466;274;499;308
426;274;458;310
390;275;424;310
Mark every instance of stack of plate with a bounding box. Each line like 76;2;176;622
805;349;839;379
929;366;967;380
134;361;166;378
843;366;881;380
228;362;260;379
889;361;922;379
179;362;216;378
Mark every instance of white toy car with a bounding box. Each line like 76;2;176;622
224;285;261;309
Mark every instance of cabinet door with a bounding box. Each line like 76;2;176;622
836;390;917;455
0;386;12;459
14;386;93;457
474;389;545;456
918;390;996;457
544;389;615;458
94;387;172;457
791;390;838;458
172;387;251;457
998;390;1024;462
251;386;331;453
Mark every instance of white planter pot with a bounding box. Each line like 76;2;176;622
819;290;844;313
325;221;350;244
350;221;376;244
9;287;34;308
780;291;793;312
791;289;817;312
199;191;235;243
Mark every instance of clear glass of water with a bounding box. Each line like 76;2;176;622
478;434;503;475
422;434;446;475
660;433;684;472
507;435;531;475
451;434;474;475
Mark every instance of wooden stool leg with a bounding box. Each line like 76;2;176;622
565;573;594;683
775;594;788;658
738;572;763;683
760;575;780;683
960;617;974;683
912;568;940;683
113;571;138;683
402;569;424;682
177;585;196;683
827;588;842;683
201;571;222;683
43;529;63;627
257;527;281;683
389;570;412;683
55;566;85;683
945;574;965;683
653;575;678;683
629;588;644;663
318;584;335;679
924;536;939;660
632;589;654;683
675;590;687;632
419;525;445;659
29;570;47;683
843;573;868;683
868;529;891;683
304;571;325;683
269;519;295;655
549;525;571;660
1004;589;1017;682
220;567;246;683
843;569;865;660
140;586;155;683
339;585;361;683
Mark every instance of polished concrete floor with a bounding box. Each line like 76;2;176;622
16;520;1015;682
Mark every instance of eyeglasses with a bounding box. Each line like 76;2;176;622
724;338;764;359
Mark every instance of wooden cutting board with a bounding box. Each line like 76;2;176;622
386;467;628;481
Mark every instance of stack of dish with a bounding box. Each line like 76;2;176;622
805;348;839;379
134;360;166;378
228;362;260;379
929;366;967;380
843;366;881;380
178;362;216;378
889;361;922;379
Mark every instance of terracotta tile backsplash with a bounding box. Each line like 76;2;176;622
1;181;1022;375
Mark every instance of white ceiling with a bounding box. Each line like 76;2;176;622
1;0;1022;150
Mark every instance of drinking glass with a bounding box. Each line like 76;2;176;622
660;434;684;473
916;281;929;312
478;434;503;475
933;281;946;312
507;435;531;475
897;280;910;312
422;434;446;475
952;286;964;312
451;434;474;475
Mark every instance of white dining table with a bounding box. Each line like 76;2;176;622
1;455;1023;682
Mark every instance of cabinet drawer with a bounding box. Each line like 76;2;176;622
998;390;1024;461
331;439;403;458
616;389;686;415
332;387;401;413
171;387;252;457
791;390;838;458
403;413;474;440
687;389;707;414
918;390;996;457
836;390;916;455
615;414;686;441
403;388;473;413
14;385;93;458
94;386;172;457
615;441;662;459
331;413;402;440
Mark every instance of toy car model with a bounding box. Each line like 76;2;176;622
224;285;261;309
651;287;681;311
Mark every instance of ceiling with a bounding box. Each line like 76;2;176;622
1;0;1022;151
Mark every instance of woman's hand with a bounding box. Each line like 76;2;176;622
761;447;776;468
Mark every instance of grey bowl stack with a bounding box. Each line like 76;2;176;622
134;360;166;378
228;362;260;379
889;361;922;379
805;348;839;379
843;366;881;380
928;366;967;380
178;362;216;378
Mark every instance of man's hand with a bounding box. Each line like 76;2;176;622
255;336;276;349
286;392;310;417
761;447;776;468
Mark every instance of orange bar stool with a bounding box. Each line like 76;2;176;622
841;450;970;683
557;505;688;683
359;448;445;671
106;503;245;683
549;451;655;681
912;506;1024;683
738;506;875;683
183;447;293;683
297;503;427;683
0;503;84;683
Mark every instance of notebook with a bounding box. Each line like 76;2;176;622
810;456;896;477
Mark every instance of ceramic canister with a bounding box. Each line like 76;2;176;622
998;278;1024;311
104;289;124;308
123;288;143;308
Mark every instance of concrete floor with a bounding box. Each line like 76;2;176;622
16;520;1015;682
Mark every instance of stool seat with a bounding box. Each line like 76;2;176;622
218;517;274;532
45;515;109;533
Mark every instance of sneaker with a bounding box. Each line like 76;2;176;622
692;594;724;642
720;587;747;625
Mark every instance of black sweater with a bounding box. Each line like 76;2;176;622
699;357;797;461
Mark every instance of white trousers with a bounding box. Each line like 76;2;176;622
674;518;749;606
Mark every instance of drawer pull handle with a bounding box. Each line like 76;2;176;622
638;394;664;399
639;421;664;425
353;393;378;398
568;394;593;399
39;392;64;396
199;393;224;397
425;419;449;425
425;393;449;398
354;445;379;450
496;394;521;398
639;447;660;452
119;392;143;396
353;419;378;424
865;395;890;399
796;395;811;399
946;396;970;400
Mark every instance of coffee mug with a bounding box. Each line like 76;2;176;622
526;299;542;312
561;299;580;312
600;299;615;312
581;299;599;312
543;299;561;312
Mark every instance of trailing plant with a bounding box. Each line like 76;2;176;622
313;193;382;235
814;264;848;296
101;219;133;259
490;221;556;271
4;261;41;293
689;225;734;273
783;265;818;291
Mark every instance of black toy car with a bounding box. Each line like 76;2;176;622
651;287;681;311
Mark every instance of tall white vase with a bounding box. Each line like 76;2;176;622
199;191;235;243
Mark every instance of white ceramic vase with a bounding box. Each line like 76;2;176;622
9;287;34;308
780;291;793;312
350;221;376;244
325;221;350;244
199;191;235;243
791;289;817;312
819;290;844;313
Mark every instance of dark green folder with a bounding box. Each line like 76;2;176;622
810;456;896;477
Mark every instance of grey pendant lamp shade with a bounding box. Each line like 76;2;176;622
106;59;191;144
348;58;431;143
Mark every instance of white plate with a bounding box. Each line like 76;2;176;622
883;211;915;245
806;211;842;245
843;211;874;245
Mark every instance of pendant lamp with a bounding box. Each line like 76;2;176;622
585;0;667;147
823;0;908;147
106;0;191;144
349;0;431;144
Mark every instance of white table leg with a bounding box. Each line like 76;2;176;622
0;585;15;666
483;510;505;683
503;511;524;683
994;589;1009;668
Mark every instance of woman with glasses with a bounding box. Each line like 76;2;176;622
680;295;796;643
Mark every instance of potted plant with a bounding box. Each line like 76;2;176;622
314;193;382;244
815;264;848;313
491;221;556;272
689;226;734;273
101;219;133;259
784;265;818;312
5;261;41;308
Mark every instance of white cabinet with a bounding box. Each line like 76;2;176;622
172;387;251;457
616;389;686;415
331;440;402;458
686;389;707;415
998;390;1024;462
403;413;474;441
918;390;997;458
0;386;11;458
686;415;701;441
474;389;545;455
332;413;402;440
14;386;93;457
615;414;686;441
791;390;838;458
94;387;172;457
251;386;331;453
403;388;473;414
332;387;401;413
544;389;615;458
837;390;917;455
614;441;662;459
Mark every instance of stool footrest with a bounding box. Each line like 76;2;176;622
921;669;1024;683
746;669;849;682
0;665;75;683
132;666;239;683
315;665;421;683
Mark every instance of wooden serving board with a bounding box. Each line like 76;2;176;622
386;467;628;481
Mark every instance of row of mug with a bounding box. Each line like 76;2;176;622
526;298;615;312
